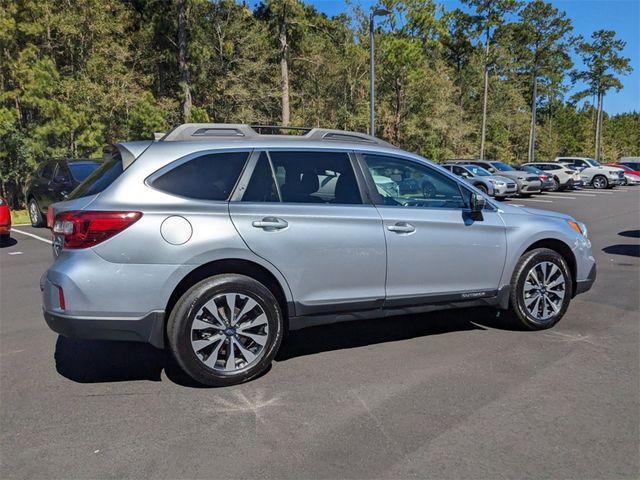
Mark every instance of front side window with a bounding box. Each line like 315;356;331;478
243;151;362;204
363;155;465;209
151;151;248;201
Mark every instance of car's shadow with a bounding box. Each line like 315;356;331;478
618;230;640;239
602;244;640;258
54;307;515;388
0;237;18;248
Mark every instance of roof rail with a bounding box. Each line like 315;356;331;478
159;123;396;148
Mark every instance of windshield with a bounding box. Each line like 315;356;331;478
491;161;515;171
586;159;601;167
466;165;491;177
67;156;123;199
68;161;101;182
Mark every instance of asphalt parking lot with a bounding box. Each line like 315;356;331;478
1;187;638;479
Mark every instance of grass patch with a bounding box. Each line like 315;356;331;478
10;209;31;225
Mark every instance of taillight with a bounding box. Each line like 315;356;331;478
53;211;142;249
540;175;549;180
47;206;53;228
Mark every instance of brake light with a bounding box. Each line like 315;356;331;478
540;175;549;180
53;211;142;249
47;206;53;228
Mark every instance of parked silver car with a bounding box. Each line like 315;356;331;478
441;163;517;199
43;124;596;386
447;159;542;197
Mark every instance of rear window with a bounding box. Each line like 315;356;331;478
67;157;123;199
151;151;248;201
68;161;101;182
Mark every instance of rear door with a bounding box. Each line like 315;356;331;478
358;153;507;304
229;150;386;315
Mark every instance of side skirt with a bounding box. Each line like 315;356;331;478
289;286;511;331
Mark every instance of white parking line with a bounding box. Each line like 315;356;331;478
514;198;553;203
538;195;576;200
568;192;597;196
11;229;52;245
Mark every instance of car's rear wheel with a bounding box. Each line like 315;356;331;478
507;248;572;330
167;274;284;387
28;199;45;227
592;175;608;189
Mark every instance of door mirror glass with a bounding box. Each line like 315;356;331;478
469;192;485;220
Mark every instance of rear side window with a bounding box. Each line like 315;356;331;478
41;162;55;180
67;157;123;199
152;151;248;201
241;151;362;204
68;161;100;182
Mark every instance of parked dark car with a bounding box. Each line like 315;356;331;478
514;165;556;191
25;159;102;227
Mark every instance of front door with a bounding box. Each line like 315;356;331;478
230;150;387;315
359;153;507;305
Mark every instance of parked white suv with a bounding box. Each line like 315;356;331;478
554;157;624;189
523;162;582;191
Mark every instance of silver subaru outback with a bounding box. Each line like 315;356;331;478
42;124;596;386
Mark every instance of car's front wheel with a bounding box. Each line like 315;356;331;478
592;175;608;189
167;274;284;386
507;248;572;330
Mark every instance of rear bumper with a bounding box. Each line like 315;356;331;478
44;310;165;348
575;264;596;296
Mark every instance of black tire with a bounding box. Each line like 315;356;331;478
592;175;608;189
167;273;284;387
28;198;45;227
507;248;573;330
475;183;488;194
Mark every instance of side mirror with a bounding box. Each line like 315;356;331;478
461;172;470;178
469;192;485;221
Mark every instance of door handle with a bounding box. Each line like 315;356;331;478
252;217;288;230
387;222;415;234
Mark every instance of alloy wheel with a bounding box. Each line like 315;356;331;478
190;293;269;372
593;176;607;189
29;202;39;224
523;261;566;322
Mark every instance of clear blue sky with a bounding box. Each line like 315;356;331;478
305;0;640;115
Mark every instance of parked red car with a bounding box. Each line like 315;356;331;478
605;163;640;185
0;197;11;245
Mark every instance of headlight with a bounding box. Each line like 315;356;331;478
608;170;617;175
489;180;506;186
567;220;588;238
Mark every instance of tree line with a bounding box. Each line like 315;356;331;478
0;0;637;207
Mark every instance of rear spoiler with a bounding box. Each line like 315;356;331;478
103;141;153;169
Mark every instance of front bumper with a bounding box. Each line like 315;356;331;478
574;263;596;296
493;183;518;197
518;180;542;194
44;310;166;348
